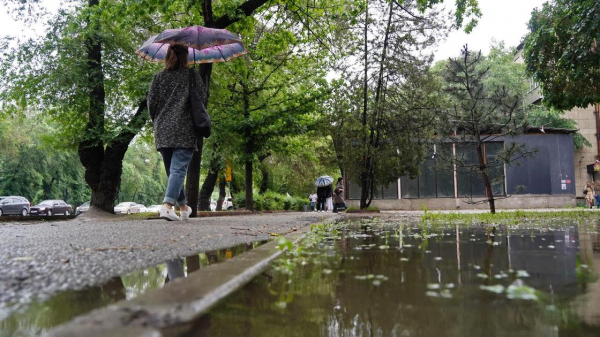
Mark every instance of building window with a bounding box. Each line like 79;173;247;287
400;145;455;198
348;179;398;200
456;143;505;198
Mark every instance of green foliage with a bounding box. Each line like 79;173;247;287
118;139;167;206
234;191;307;211
526;106;592;150
330;0;448;208
0;115;90;206
523;0;600;110
420;209;600;225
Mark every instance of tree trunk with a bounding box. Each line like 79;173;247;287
199;169;217;211
359;0;370;210
476;145;496;214
185;137;204;217
258;154;270;194
185;64;211;217
216;180;226;211
245;160;254;210
79;0;149;214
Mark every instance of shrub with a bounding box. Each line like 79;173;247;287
233;191;308;211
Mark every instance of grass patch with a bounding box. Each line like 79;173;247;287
420;209;600;225
122;212;158;220
345;206;380;213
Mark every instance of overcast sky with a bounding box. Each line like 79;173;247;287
0;0;547;59
434;0;548;61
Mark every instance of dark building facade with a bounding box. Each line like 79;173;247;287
347;130;576;210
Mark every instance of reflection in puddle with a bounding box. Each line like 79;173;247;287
0;241;266;337
187;221;600;337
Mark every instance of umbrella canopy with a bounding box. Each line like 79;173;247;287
315;176;334;187
136;25;247;64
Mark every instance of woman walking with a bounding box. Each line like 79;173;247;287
147;44;205;221
585;182;595;209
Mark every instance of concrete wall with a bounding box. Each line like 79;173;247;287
346;195;576;210
563;105;598;195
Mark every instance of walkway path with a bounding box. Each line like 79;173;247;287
0;212;336;306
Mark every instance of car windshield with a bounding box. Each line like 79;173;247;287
39;201;53;206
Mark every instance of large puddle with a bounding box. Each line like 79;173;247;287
181;219;600;336
0;241;266;337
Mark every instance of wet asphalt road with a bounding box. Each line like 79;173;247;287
0;212;336;306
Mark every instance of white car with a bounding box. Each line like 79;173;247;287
213;197;234;211
76;201;90;214
143;205;162;213
114;202;142;214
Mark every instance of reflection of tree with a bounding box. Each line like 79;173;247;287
186;255;200;274
121;265;167;299
0;277;125;336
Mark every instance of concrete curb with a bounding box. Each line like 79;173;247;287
42;225;312;336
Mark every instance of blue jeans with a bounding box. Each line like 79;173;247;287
595;195;600;208
310;202;316;211
159;148;194;206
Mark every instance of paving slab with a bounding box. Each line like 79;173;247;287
0;212;336;306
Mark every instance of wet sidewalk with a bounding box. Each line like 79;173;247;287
0;212;336;307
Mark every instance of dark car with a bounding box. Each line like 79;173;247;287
29;200;73;216
0;196;30;216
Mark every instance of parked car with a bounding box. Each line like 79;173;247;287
76;201;90;214
114;202;142;214
142;205;162;213
0;196;30;216
30;200;73;216
213;197;234;211
137;204;147;212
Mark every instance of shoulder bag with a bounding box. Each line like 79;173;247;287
188;68;212;138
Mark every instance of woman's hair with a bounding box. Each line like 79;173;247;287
337;177;343;183
165;44;189;70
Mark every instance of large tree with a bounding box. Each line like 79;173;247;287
329;0;450;209
437;45;533;214
523;0;600;110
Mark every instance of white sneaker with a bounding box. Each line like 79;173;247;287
180;208;191;221
160;207;180;221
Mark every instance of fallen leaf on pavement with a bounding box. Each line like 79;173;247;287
60;258;70;263
12;257;34;261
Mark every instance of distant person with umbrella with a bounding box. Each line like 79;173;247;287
315;176;333;213
148;44;205;221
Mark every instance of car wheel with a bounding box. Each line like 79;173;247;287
47;210;52;216
65;210;70;216
227;206;234;211
21;209;27;216
0;209;3;216
127;209;131;215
